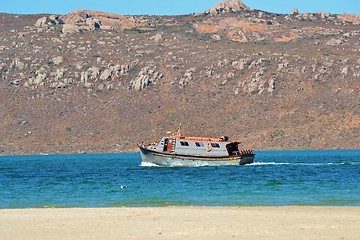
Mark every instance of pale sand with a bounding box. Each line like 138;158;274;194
1;207;360;240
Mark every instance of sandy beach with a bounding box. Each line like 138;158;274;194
1;207;359;239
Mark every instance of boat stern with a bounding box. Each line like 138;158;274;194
239;149;255;165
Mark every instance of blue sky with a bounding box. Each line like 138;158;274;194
1;0;360;15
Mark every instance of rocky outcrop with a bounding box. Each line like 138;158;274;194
33;15;63;33
205;0;250;15
32;10;138;34
24;72;46;89
60;10;136;31
10;58;25;70
61;24;82;34
232;59;249;70
338;14;360;25
232;57;276;95
79;63;135;90
149;33;164;43
35;17;49;28
174;68;196;88
52;56;64;65
129;66;163;91
193;17;270;42
292;8;299;15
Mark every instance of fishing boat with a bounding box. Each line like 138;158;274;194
138;125;254;167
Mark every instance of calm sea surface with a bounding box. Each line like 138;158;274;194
0;150;359;208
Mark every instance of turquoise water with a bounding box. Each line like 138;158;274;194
0;150;359;208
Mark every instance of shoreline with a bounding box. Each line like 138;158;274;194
1;206;359;239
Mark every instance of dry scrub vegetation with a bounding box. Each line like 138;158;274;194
0;1;359;154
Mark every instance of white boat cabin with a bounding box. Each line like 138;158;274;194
146;135;241;157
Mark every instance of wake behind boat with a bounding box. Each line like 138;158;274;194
138;125;254;167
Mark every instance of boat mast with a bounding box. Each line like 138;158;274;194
177;123;182;136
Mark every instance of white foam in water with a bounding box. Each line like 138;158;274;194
140;162;161;167
252;162;355;166
141;161;354;167
250;162;290;166
140;161;215;167
297;162;347;166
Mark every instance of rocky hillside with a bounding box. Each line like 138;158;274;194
0;0;359;154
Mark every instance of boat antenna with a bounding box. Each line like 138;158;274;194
177;123;182;136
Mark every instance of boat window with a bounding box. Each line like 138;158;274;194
195;142;204;147
211;143;220;148
180;141;189;146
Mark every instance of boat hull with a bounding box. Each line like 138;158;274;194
139;147;254;167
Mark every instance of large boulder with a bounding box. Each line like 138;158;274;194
292;8;299;15
61;24;82;34
52;56;63;65
206;0;251;15
34;15;62;28
100;68;113;81
149;33;164;43
35;17;49;28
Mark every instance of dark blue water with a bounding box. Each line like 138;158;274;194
1;150;359;208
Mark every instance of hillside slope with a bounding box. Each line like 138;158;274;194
0;2;359;154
